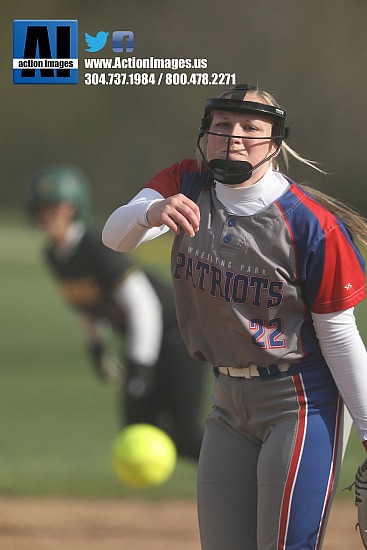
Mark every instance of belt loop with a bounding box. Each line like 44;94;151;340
257;366;270;380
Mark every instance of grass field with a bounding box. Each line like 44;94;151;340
0;213;366;501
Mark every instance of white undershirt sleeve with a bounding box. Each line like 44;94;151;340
312;308;367;443
102;189;169;252
112;270;164;366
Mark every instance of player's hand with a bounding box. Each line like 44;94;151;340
88;342;124;386
147;194;200;237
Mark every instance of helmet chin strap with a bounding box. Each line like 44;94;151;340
197;133;281;185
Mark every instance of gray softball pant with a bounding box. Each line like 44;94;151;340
197;366;350;550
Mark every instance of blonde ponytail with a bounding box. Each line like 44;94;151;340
301;185;367;247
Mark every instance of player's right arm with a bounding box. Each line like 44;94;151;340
102;188;169;252
102;161;201;252
103;189;200;252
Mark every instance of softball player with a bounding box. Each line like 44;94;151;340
27;165;205;460
102;84;367;549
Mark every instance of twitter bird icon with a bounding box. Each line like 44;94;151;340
85;31;109;52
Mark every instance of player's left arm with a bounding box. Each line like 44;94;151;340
312;308;367;451
304;220;367;449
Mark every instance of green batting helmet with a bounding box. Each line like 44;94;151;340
27;165;90;221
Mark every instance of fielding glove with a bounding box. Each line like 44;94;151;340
355;458;367;548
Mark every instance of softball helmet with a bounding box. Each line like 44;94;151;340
197;83;289;185
27;165;90;221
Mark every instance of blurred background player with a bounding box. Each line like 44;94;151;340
26;164;206;460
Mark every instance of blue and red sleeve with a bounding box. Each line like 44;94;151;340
144;159;200;198
277;184;366;314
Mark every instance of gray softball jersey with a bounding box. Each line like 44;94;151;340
146;159;366;372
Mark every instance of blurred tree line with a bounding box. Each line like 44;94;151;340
2;0;367;220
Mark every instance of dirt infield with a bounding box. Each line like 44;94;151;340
0;497;363;549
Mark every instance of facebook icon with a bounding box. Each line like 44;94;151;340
112;31;134;53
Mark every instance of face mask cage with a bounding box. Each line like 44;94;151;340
197;84;289;185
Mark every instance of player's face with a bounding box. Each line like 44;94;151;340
206;97;277;187
35;202;75;244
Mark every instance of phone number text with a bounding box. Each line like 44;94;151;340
84;72;236;86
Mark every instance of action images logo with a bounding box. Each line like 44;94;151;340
13;20;78;84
